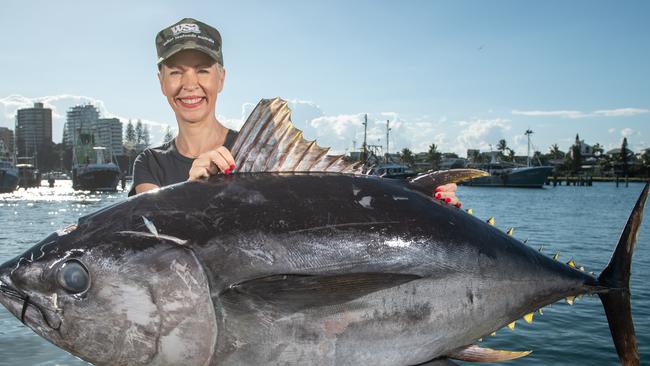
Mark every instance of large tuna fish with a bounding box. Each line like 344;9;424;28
0;98;646;366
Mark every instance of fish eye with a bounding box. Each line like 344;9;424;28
57;260;90;294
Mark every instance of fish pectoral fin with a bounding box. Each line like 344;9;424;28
411;358;460;366
447;344;531;362
225;273;420;312
408;169;489;196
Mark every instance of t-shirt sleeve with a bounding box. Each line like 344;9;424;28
128;150;160;197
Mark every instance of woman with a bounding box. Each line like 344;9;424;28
131;18;460;206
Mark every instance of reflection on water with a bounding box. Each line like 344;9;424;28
0;181;648;366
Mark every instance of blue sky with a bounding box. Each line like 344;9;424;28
1;0;648;156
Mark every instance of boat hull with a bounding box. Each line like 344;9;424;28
0;168;19;193
463;166;553;188
73;165;120;191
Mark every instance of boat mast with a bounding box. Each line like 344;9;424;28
385;119;390;163
362;114;368;164
525;129;533;167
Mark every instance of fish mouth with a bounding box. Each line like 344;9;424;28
0;271;61;331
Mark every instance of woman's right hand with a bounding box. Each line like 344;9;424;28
188;146;236;181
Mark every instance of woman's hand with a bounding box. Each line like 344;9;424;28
434;183;462;208
188;146;236;181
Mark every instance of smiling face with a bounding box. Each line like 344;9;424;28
158;49;226;125
0;230;218;366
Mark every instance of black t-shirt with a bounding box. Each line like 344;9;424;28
128;129;238;196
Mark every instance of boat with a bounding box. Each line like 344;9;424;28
72;132;120;191
464;130;553;188
16;163;41;189
0;143;18;193
463;161;553;188
367;162;418;179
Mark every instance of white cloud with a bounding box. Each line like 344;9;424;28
593;108;648;117
512;107;648;119
512;110;587;119
451;118;512;155
608;128;616;133
621;128;633;137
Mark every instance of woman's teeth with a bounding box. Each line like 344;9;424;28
179;97;203;104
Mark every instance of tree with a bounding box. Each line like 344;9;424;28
426;144;441;170
497;139;508;158
124;120;136;147
507;148;515;162
135;119;144;145
620;137;630;176
641;150;650;178
143;125;151;147
571;134;582;174
400;148;415;166
549;144;564;159
163;126;175;143
592;142;604;157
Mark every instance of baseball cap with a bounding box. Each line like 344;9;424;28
155;18;223;66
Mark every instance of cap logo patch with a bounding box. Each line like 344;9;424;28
171;23;200;36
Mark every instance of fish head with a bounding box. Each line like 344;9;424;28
0;228;217;366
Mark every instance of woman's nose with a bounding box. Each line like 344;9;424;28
181;70;199;91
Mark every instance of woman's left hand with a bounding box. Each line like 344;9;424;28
434;183;462;208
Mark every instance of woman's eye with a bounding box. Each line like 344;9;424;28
169;70;181;75
57;260;90;293
198;69;210;74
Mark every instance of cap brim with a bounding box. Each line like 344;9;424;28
157;44;220;65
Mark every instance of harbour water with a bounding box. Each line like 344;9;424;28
0;181;648;365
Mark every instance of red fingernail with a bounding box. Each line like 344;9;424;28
435;193;442;199
224;169;231;175
455;202;462;208
230;164;235;170
435;187;442;192
445;197;452;204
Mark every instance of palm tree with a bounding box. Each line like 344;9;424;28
592;142;604;157
400;148;415;166
497;139;508;156
549;144;564;159
507;148;516;162
426;144;441;170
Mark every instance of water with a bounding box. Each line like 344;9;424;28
0;181;648;365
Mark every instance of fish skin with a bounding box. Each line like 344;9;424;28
0;172;600;366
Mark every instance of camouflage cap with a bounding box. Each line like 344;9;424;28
155;18;223;66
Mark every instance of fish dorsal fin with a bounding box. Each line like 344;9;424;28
231;98;362;174
447;345;531;362
408;169;489;196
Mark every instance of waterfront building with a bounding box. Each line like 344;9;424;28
64;104;99;147
15;102;52;157
64;106;124;156
96;118;123;155
0;127;14;156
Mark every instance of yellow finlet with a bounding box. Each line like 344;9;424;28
579;266;585;272
506;227;514;236
552;251;560;260
507;321;516;330
567;259;576;268
538;308;543;315
566;296;575;305
524;312;534;324
490;331;497;336
487;217;495;225
466;208;473;215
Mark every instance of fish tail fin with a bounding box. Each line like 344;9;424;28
597;182;648;366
